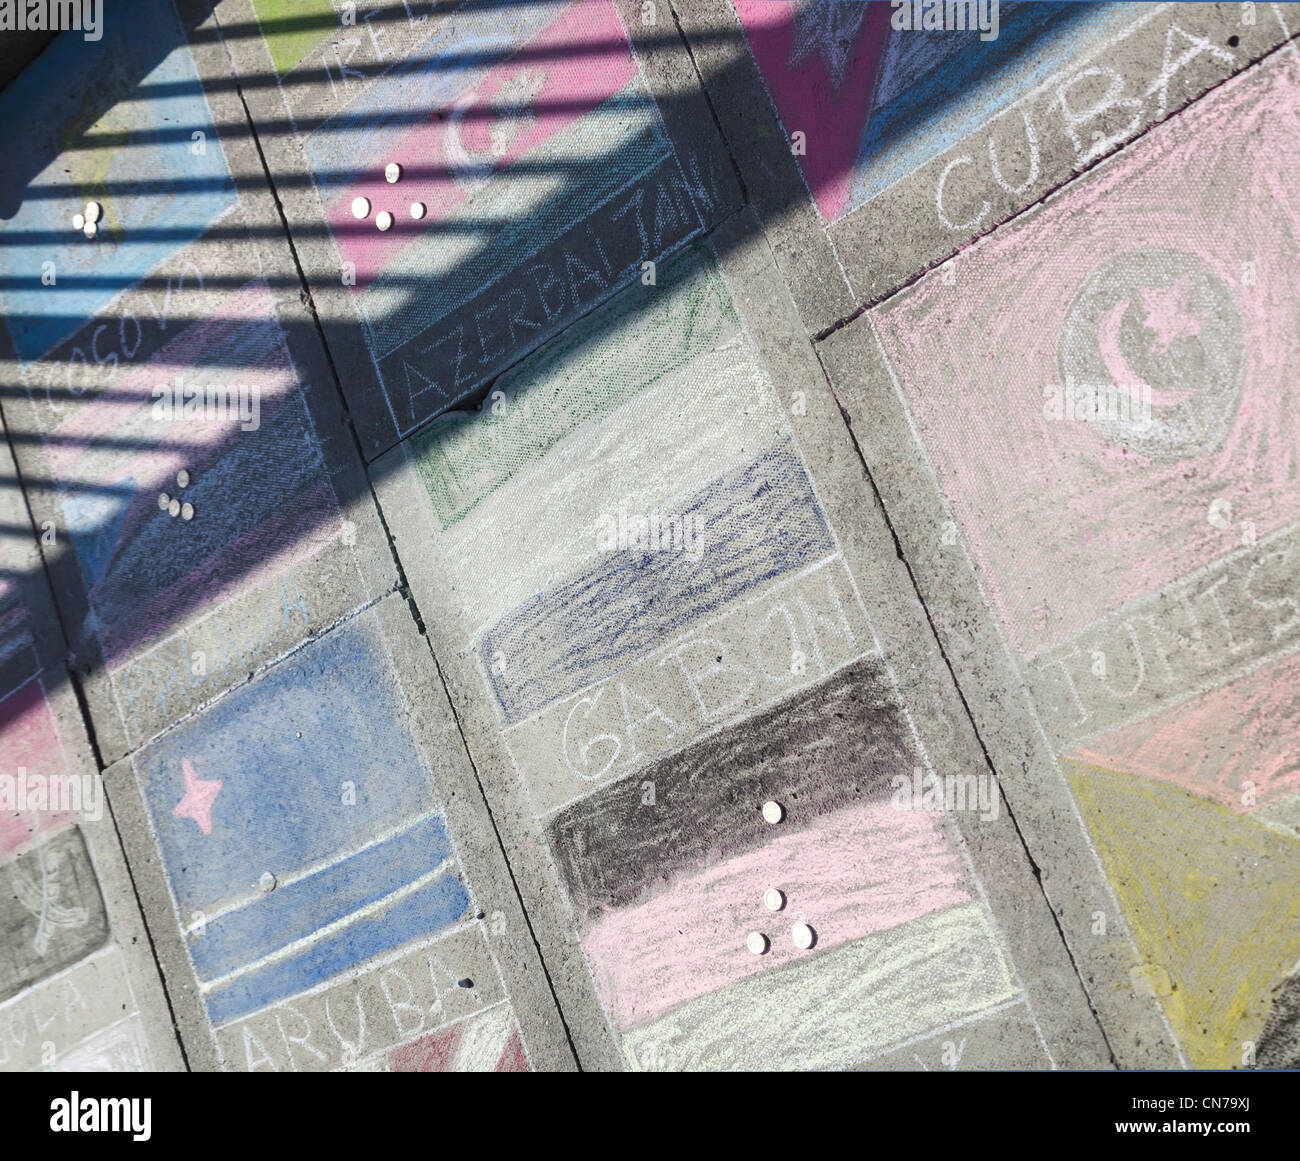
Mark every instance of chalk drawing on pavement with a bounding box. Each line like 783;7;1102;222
298;0;702;441
0;827;109;1003
128;606;528;1071
0;0;235;364
866;52;1300;1069
1058;249;1245;459
404;241;1034;1068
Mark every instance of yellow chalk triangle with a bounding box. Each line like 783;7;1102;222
1064;759;1300;1068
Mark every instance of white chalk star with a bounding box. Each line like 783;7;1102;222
788;0;869;91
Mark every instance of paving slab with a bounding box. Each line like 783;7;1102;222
104;592;576;1071
0;0;399;762
818;47;1300;1070
209;0;744;460
0;437;184;1072
373;208;1115;1070
671;0;1300;333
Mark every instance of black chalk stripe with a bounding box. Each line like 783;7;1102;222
548;656;916;924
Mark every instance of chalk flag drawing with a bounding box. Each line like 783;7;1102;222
0;679;80;858
479;437;836;725
0;947;154;1071
0;828;109;1003
294;0;724;449
54;1016;154;1072
866;52;1300;1067
0;434;166;1069
0;675;112;1014
388;1005;529;1073
0;0;234;363
730;0;1134;224
1065;762;1300;1069
250;0;339;77
127;606;532;1073
405;242;1034;1068
49;279;342;670
581;800;970;1027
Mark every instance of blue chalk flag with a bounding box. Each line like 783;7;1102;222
134;613;472;1024
0;0;235;363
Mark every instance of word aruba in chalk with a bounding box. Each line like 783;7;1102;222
0;0;102;41
891;0;1000;42
50;1092;151;1141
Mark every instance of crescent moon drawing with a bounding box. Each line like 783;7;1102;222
444;92;500;193
1096;296;1193;409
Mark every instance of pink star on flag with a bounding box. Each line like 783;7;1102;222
173;758;222;836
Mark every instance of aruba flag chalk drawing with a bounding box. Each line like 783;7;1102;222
133;613;472;1025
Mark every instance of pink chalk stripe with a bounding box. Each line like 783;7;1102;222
47;281;283;481
582;799;971;1029
330;0;637;290
1067;653;1300;812
0;680;76;857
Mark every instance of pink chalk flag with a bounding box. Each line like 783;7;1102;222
732;0;889;222
581;800;971;1029
332;0;639;290
0;680;77;858
873;58;1300;656
387;1012;529;1072
1067;655;1300;812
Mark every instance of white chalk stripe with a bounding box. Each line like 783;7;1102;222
453;1003;515;1072
440;346;785;633
183;811;448;933
197;858;456;994
619;902;1018;1071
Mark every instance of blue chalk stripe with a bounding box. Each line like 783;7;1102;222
190;813;455;981
481;437;836;724
203;860;470;1024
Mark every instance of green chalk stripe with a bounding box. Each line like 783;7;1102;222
252;0;336;78
411;245;738;530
